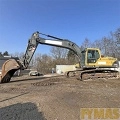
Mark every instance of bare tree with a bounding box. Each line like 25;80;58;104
67;50;78;64
50;46;68;65
113;28;120;59
81;38;92;48
101;37;111;56
35;54;54;74
11;52;24;59
91;39;102;50
50;46;68;59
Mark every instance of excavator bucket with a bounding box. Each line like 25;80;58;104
0;59;20;83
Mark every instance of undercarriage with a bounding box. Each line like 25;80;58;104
65;68;119;80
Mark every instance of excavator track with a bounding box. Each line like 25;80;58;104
65;68;119;80
80;69;118;80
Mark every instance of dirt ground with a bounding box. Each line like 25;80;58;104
0;74;120;120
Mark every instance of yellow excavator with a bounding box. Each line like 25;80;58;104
0;32;119;83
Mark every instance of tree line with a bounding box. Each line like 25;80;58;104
1;28;120;74
81;28;120;59
0;51;9;57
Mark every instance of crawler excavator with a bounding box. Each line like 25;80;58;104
0;32;119;83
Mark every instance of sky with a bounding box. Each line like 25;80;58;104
0;0;120;55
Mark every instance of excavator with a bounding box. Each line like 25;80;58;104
0;32;119;83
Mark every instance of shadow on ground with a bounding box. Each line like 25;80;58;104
0;102;47;120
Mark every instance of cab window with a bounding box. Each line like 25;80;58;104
87;50;100;63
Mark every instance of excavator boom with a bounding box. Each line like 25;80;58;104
22;32;81;69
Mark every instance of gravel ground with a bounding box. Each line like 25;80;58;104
0;74;120;120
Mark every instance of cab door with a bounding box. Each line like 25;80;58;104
86;49;100;67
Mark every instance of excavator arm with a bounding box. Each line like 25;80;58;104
0;32;81;83
22;32;81;69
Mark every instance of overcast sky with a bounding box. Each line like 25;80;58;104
0;0;120;54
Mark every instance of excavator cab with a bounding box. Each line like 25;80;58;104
81;48;118;68
87;49;100;63
81;48;100;68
